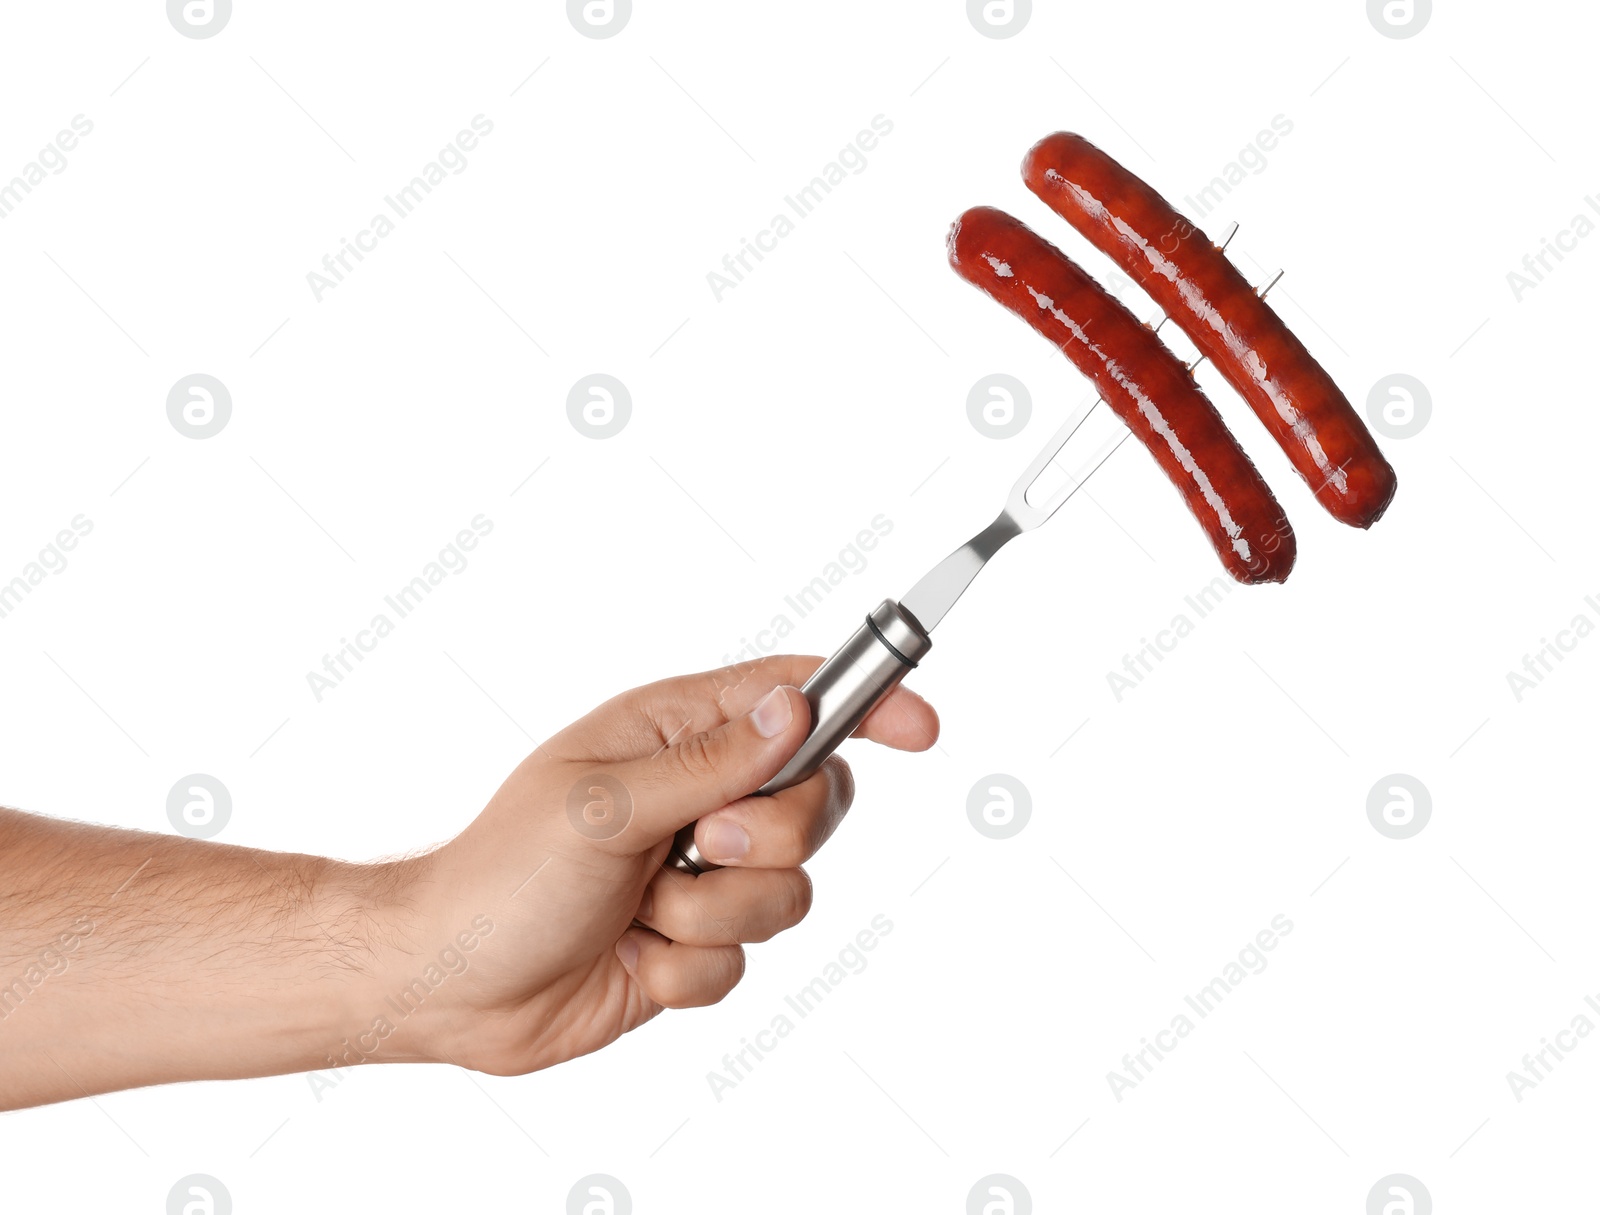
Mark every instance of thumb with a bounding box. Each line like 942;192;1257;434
602;685;810;850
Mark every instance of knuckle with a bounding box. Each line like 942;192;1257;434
639;895;674;937
829;757;856;811
709;894;763;945
654;947;744;1008
788;869;815;925
777;815;814;865
714;946;747;1001
674;909;727;949
650;969;696;1009
734;903;779;944
673;729;724;784
744;871;811;941
782;776;840;860
815;760;854;847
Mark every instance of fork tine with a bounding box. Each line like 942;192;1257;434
1007;252;1282;528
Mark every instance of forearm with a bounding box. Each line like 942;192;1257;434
0;807;418;1110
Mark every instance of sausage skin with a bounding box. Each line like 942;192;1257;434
1023;132;1397;529
948;206;1295;584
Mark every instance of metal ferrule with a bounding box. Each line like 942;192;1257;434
667;600;931;875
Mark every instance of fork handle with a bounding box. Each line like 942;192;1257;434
666;599;932;875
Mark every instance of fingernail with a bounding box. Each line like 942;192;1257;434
637;887;654;921
751;686;792;738
616;936;640;972
703;817;750;863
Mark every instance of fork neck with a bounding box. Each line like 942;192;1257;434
976;510;1025;558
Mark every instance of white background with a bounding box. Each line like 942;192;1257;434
0;1;1594;1211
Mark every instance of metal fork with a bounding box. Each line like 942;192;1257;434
667;228;1279;874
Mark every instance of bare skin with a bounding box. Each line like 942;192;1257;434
0;656;939;1111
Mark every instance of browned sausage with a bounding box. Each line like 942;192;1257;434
1023;132;1397;528
948;206;1296;584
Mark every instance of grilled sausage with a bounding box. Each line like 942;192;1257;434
948;205;1295;583
1023;132;1397;528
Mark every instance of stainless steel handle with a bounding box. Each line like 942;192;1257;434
666;599;932;875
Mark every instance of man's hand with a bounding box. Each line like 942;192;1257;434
0;656;937;1108
372;655;938;1076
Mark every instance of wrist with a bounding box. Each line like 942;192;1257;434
309;852;444;1069
194;851;417;1081
322;846;516;1072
